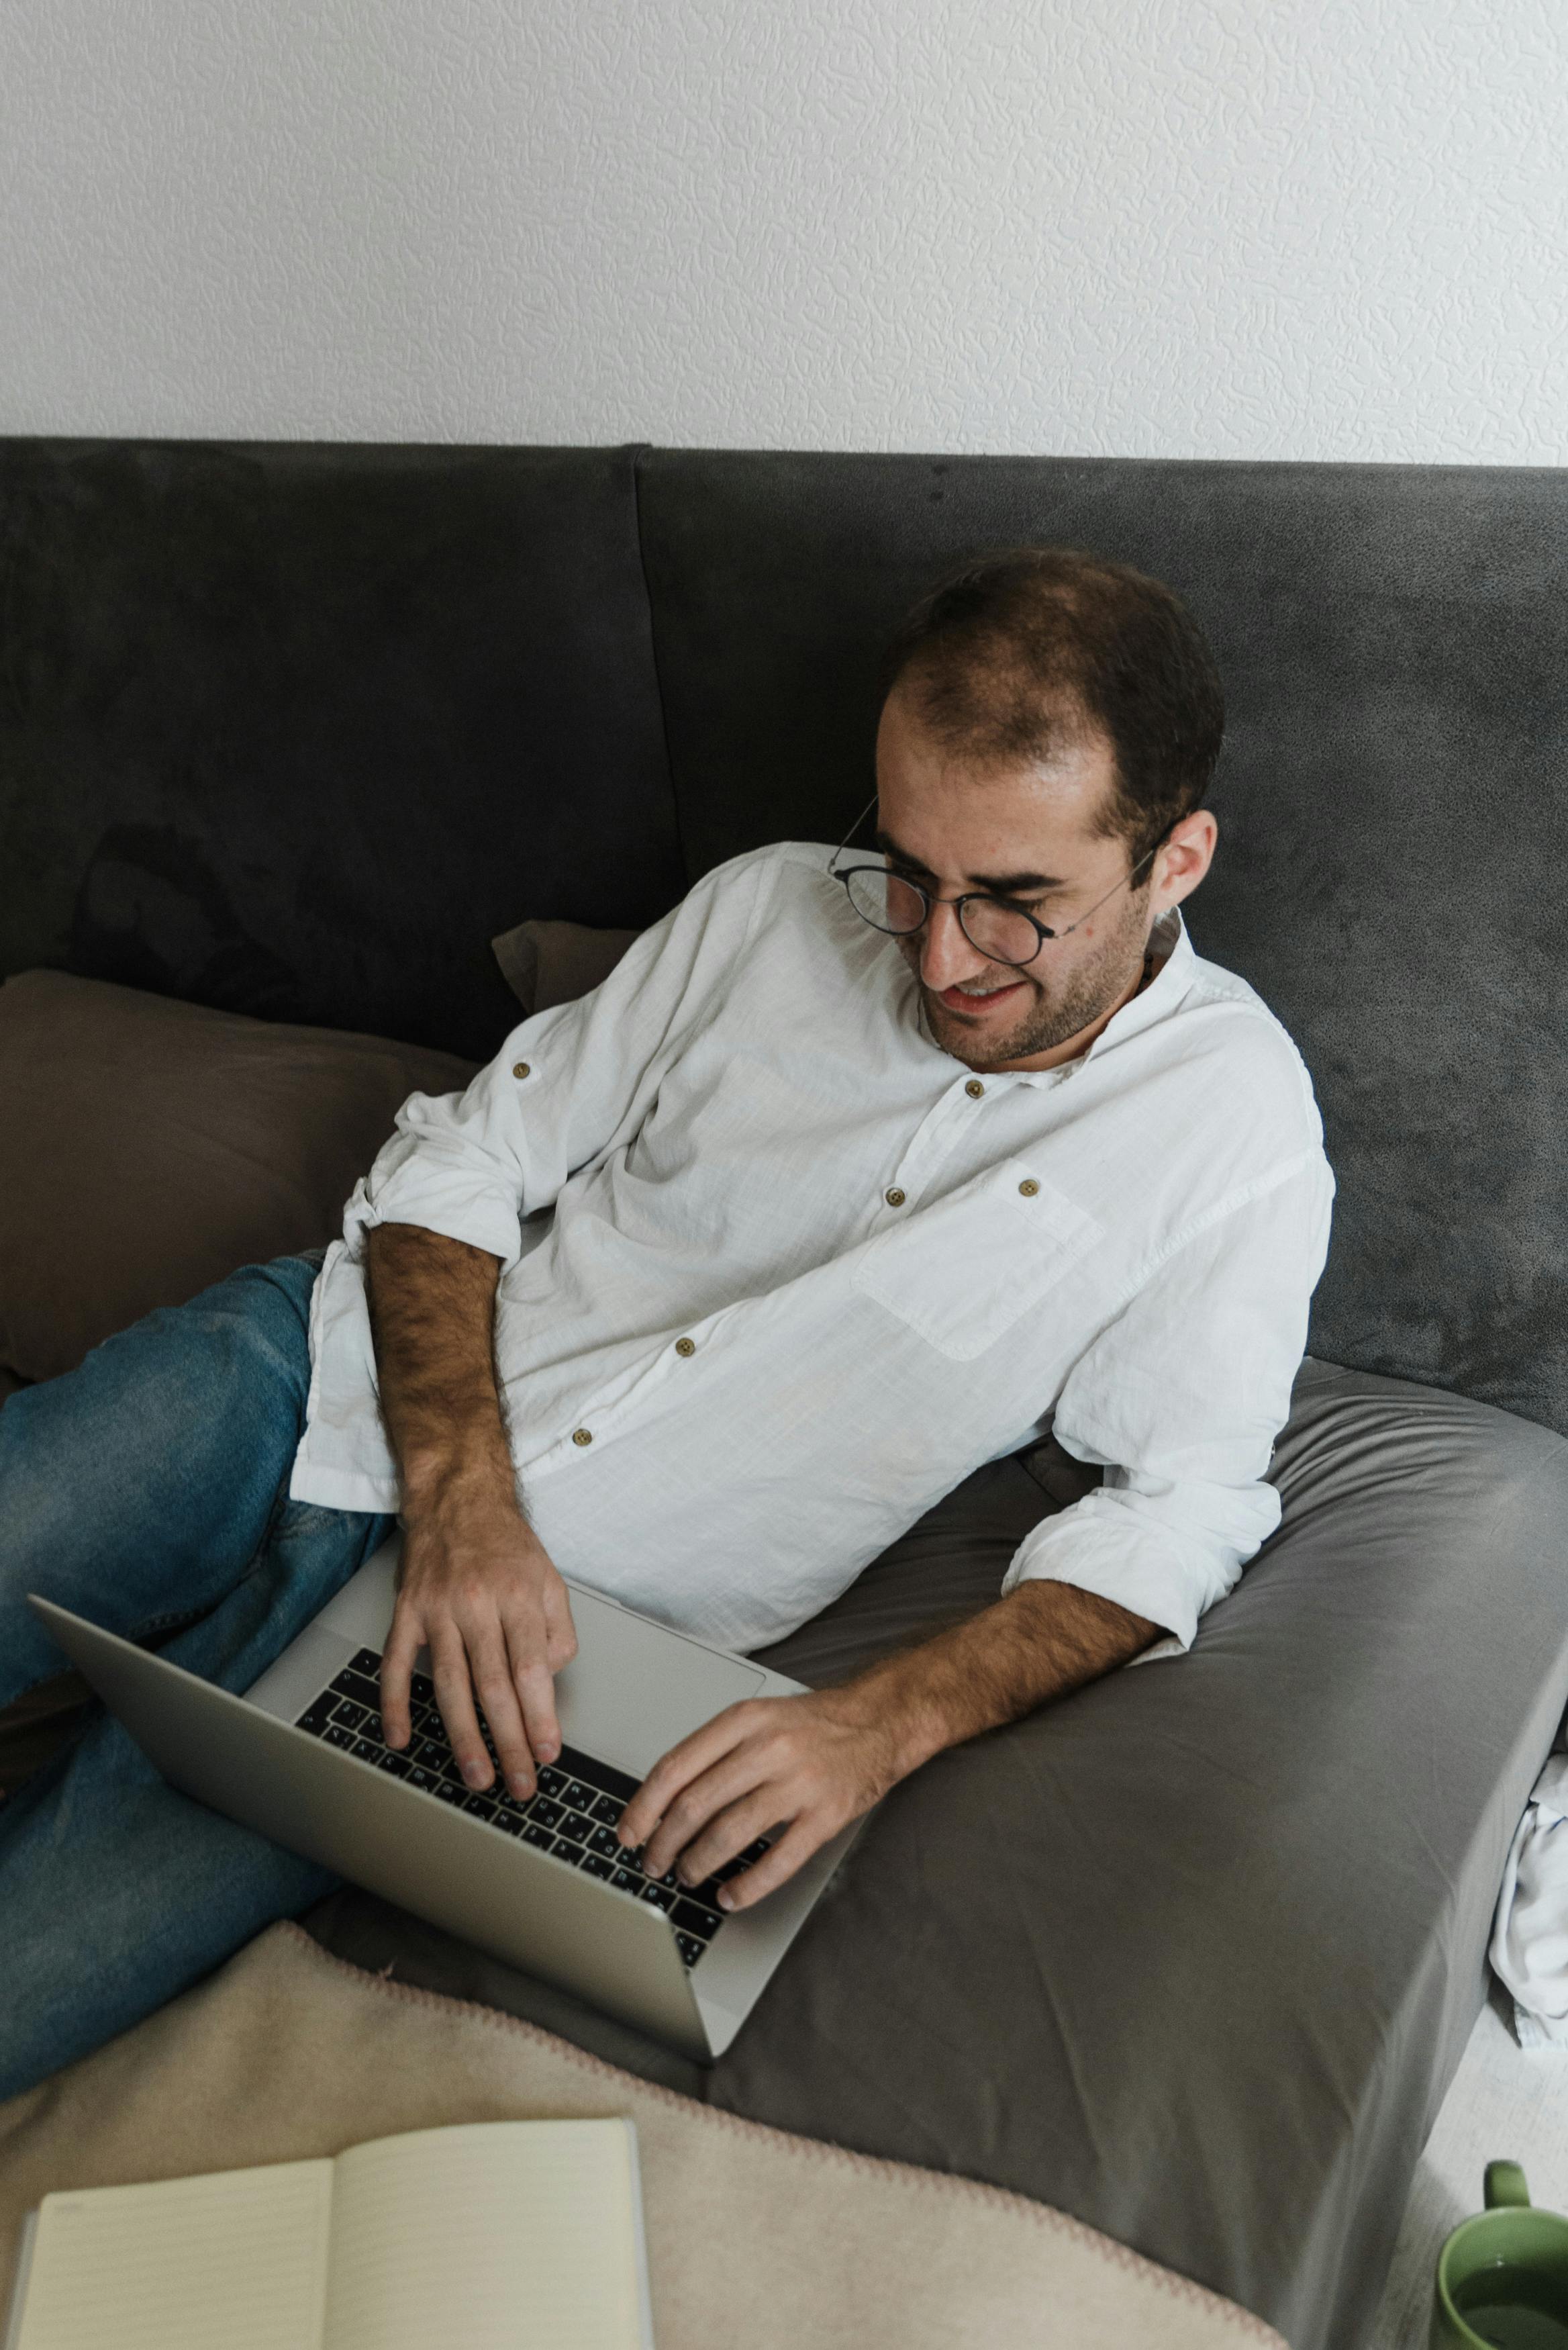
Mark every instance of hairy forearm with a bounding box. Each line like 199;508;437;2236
365;1222;575;1793
838;1579;1161;1780
363;1223;512;1509
625;1576;1167;1907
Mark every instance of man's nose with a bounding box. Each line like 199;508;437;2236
919;900;993;991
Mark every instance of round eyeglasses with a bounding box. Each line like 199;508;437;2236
828;796;1164;970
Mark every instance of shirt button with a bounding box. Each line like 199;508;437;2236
675;1336;696;1357
1018;1179;1040;1198
965;1078;985;1098
512;1062;531;1079
884;1187;906;1208
571;1427;593;1446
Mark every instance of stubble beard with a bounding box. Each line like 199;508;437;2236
910;892;1153;1071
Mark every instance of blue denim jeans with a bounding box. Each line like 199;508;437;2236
0;1255;393;2100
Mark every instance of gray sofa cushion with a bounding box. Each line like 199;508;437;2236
304;1356;1568;2350
634;451;1568;1444
0;438;683;1062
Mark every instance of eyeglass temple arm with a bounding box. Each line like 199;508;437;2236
829;794;880;871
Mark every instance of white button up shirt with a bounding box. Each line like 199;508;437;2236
291;843;1334;1656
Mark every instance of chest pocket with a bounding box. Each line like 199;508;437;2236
850;1158;1104;1364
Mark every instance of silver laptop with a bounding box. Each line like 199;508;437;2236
28;1538;856;2063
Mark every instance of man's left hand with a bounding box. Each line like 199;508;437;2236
616;1689;904;1912
615;1582;1158;1912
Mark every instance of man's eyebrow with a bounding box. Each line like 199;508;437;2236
873;829;1065;894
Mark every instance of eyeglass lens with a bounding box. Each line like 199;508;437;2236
843;869;1042;966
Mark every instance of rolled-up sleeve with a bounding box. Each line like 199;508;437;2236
1001;1152;1334;1652
340;853;773;1270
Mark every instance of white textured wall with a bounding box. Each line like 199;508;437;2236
1;0;1563;461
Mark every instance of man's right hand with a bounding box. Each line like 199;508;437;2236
379;1487;579;1801
362;1221;578;1801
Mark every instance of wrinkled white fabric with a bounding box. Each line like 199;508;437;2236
1491;1753;1568;2051
291;843;1334;1654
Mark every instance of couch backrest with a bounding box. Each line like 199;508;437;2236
0;438;682;1060
3;437;1565;1439
638;450;1568;1439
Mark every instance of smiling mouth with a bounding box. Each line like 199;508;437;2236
933;978;1028;1015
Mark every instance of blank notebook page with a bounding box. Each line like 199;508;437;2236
13;2160;334;2350
324;2120;646;2350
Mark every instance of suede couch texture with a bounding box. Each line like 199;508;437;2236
3;436;1567;2350
0;440;681;1063
632;451;1568;1443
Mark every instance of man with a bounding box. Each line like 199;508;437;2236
0;546;1332;2098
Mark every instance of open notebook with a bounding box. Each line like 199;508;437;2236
3;2118;652;2350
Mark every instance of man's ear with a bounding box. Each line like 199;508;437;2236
1153;810;1218;913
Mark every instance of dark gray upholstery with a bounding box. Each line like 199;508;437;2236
636;450;1568;1441
0;440;681;1060
4;437;1567;2347
308;1358;1568;2350
7;439;1567;1427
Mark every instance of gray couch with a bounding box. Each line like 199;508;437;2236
3;437;1567;2350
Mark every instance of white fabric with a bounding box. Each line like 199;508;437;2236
1491;1754;1568;2051
291;843;1333;1654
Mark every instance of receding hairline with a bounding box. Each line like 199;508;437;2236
879;671;1128;851
881;665;1110;769
879;545;1222;869
875;543;1225;868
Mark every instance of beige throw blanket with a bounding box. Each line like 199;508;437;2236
0;1924;1282;2348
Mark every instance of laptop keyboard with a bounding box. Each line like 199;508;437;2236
294;1650;769;1968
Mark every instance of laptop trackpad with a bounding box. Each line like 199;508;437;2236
554;1587;765;1783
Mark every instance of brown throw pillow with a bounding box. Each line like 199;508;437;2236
491;919;642;1015
0;970;477;1384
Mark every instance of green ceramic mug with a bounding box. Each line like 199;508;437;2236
1432;2163;1568;2348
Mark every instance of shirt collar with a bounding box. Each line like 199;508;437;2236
1009;908;1195;1088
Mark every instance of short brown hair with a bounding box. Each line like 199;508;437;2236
880;545;1225;868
